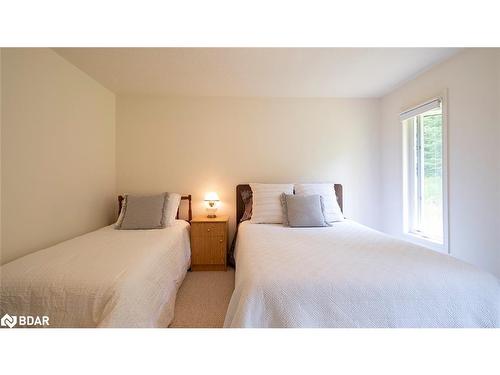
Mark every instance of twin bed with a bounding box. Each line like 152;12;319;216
0;196;192;328
1;186;499;328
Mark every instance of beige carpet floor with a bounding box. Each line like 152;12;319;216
170;268;235;328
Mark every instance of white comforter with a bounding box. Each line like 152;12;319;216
0;220;191;328
224;221;500;328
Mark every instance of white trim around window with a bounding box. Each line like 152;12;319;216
401;90;449;254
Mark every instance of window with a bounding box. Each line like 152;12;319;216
402;97;448;252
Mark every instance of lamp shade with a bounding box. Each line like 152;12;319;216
204;192;220;201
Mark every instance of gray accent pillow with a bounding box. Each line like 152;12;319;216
280;193;330;227
116;193;169;230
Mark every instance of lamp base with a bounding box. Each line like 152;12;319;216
206;206;218;218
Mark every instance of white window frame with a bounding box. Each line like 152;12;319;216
401;92;449;254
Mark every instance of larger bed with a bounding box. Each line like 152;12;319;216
0;196;192;328
224;185;500;328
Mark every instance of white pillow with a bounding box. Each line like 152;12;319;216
294;183;344;222
165;193;181;225
250;183;294;224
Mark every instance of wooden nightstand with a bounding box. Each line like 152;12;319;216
190;215;229;271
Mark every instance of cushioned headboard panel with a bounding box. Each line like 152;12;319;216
235;184;343;224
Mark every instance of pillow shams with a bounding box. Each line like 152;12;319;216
294;183;343;222
116;192;181;230
280;193;330;227
164;193;181;225
249;183;294;224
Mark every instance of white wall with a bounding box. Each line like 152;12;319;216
1;48;116;264
380;49;500;277
117;96;382;241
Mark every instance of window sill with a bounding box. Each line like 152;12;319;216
402;232;448;254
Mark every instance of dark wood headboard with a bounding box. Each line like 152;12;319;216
118;194;192;222
235;184;343;224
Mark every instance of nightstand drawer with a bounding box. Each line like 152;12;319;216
191;235;226;265
191;222;226;237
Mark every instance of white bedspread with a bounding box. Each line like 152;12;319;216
0;220;191;328
224;221;500;328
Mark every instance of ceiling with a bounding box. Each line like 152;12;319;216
55;48;460;98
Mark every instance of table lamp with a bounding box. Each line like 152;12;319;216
204;192;220;218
